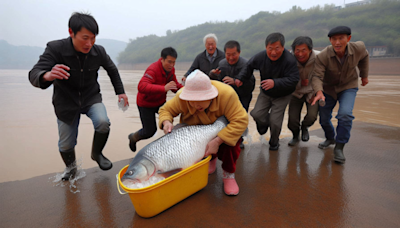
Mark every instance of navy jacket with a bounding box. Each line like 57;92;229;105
237;49;299;98
29;37;125;124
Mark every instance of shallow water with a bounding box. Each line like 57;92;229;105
0;69;399;182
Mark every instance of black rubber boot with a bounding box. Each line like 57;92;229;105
301;126;310;142
91;131;112;170
60;149;77;181
334;143;346;164
318;139;336;149
288;130;300;146
128;131;142;152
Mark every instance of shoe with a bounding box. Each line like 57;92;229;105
288;138;299;146
288;131;300;146
333;143;346;164
269;143;280;151
208;158;217;174
301;127;310;142
128;131;141;152
256;123;268;135
91;131;112;170
223;171;239;196
318;139;336;149
60;149;77;181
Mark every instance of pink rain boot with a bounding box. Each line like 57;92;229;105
208;158;217;174
223;171;239;196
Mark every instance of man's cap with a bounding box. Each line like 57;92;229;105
328;26;351;37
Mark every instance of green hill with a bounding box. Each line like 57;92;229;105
118;0;400;65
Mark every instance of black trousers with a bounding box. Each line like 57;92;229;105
137;105;162;139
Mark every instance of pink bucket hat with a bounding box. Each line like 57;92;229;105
179;70;219;101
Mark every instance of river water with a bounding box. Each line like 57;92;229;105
0;69;399;182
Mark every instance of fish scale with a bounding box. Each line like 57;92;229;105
122;117;228;183
144;121;225;172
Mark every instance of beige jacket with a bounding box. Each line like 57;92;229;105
311;41;369;99
292;50;319;102
158;80;248;146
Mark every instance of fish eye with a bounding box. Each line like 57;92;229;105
128;171;134;175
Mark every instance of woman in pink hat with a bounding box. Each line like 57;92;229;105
158;70;248;196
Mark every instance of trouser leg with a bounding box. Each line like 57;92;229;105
86;103;112;170
250;92;272;135
288;95;303;135
335;88;358;144
301;99;319;128
137;105;160;139
216;138;242;173
269;94;291;146
319;92;337;140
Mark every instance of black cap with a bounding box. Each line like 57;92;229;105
328;26;351;37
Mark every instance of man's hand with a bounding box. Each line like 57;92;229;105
182;76;186;83
204;136;224;157
43;64;70;81
118;94;129;107
210;68;221;75
260;79;274;91
311;90;325;106
235;79;243;87
162;120;174;134
222;76;234;85
165;81;177;92
361;77;369;86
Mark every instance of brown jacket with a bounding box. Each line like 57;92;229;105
158;80;248;146
292;50;319;102
311;41;369;99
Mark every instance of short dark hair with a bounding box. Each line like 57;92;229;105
161;47;178;59
69;12;99;36
265;33;285;47
224;40;241;52
291;36;313;52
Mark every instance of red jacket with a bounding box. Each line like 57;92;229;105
137;58;183;108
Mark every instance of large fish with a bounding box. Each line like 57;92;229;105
121;116;228;184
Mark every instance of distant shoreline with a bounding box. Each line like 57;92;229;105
117;57;400;75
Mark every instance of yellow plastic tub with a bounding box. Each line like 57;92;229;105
117;155;211;218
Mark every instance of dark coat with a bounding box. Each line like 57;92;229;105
184;48;225;77
211;56;255;98
29;37;125;125
237;49;299;98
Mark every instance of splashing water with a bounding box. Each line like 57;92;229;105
122;175;166;189
259;135;269;146
48;157;86;194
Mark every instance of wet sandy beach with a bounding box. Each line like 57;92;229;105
1;65;400;227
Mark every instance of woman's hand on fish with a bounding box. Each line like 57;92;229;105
204;136;224;157
162;120;174;134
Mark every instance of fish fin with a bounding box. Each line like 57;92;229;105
157;168;183;178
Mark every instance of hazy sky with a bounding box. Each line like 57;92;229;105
0;0;348;47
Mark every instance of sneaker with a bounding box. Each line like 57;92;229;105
223;171;239;196
208;158;217;174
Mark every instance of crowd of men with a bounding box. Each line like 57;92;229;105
29;12;369;196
